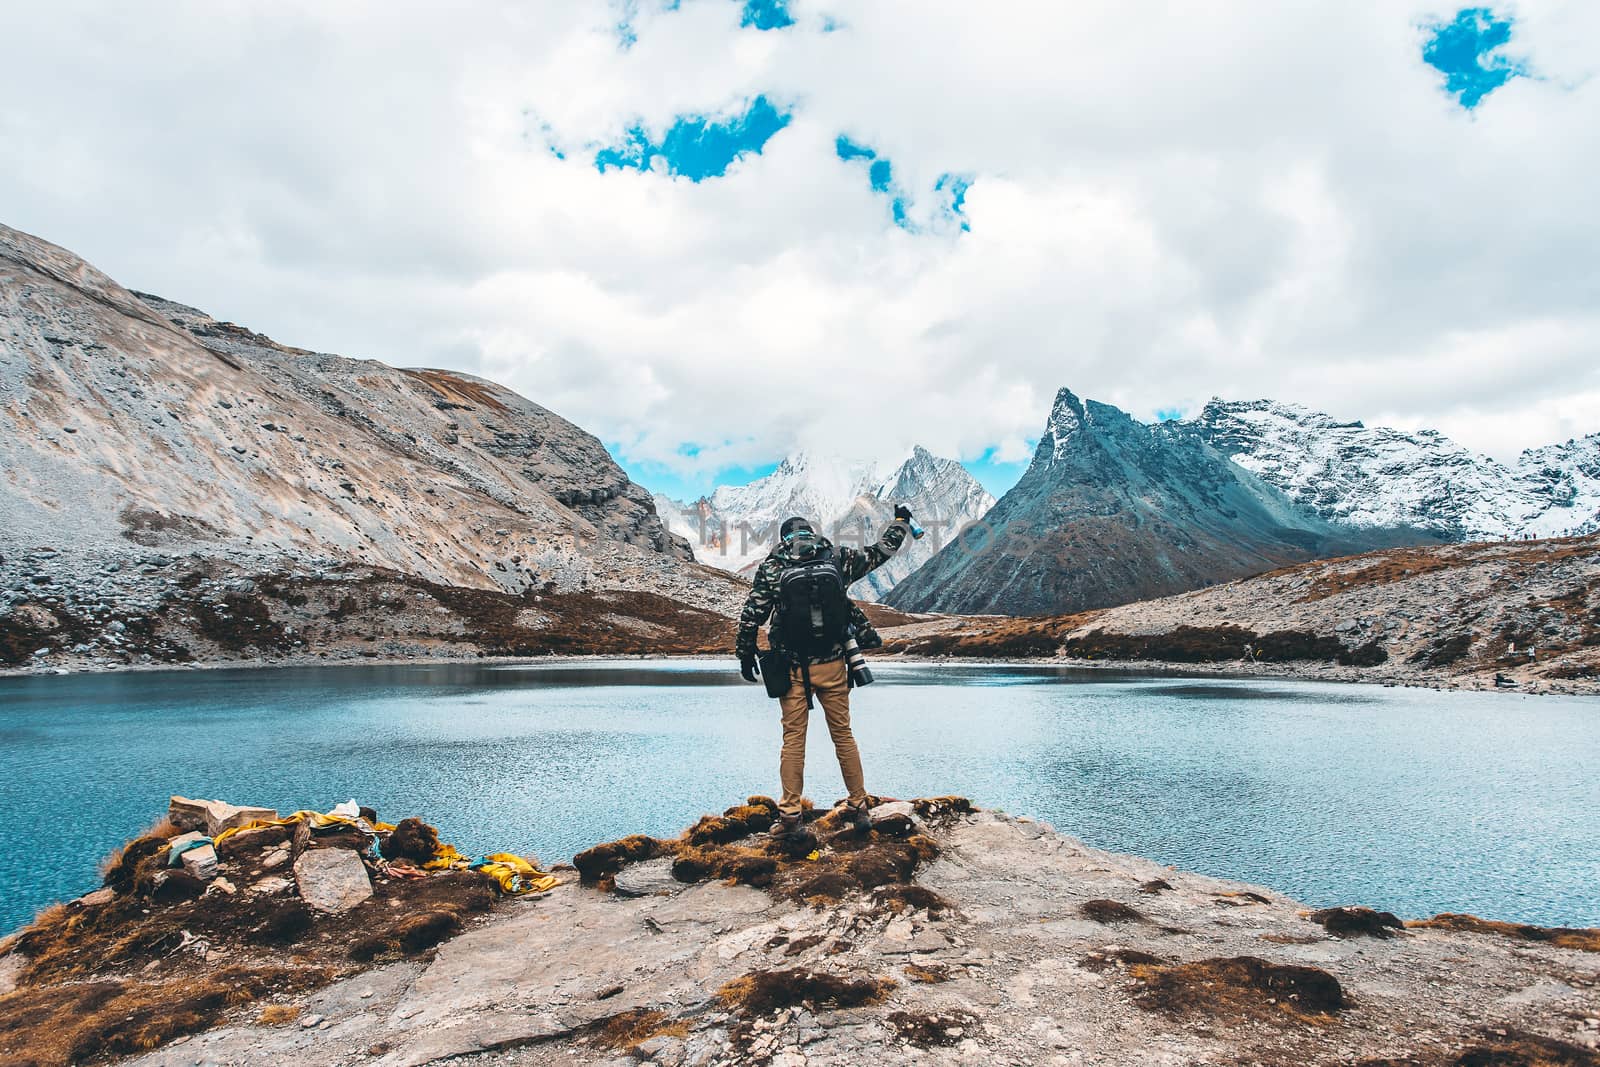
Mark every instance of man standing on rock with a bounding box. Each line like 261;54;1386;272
736;507;914;841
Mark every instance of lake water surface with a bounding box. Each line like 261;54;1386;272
1;660;1595;933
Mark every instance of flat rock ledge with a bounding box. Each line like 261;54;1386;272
99;808;1597;1067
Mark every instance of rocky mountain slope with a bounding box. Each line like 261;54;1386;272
4;796;1595;1067
655;448;994;601
886;389;1424;617
0;223;747;669
1182;399;1600;540
881;533;1600;694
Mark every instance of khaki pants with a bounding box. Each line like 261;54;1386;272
778;658;868;817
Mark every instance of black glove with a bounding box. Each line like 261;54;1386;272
739;653;760;683
894;505;914;523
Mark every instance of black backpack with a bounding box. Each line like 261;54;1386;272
773;548;851;658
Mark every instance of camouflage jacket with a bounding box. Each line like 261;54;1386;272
735;521;910;665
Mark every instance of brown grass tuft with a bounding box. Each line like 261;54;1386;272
97;820;179;880
0;966;331;1067
1309;906;1405;939
717;968;894;1016
257;1004;302;1026
1129;956;1346;1021
1080;947;1166;973
1407;913;1600;952
903;963;952;983
585;1008;691;1051
100;835;168;896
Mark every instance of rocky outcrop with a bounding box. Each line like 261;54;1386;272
0;559;745;671
0;222;693;603
887;389;1427;617
0;222;749;671
881;533;1600;694
5;797;1594;1067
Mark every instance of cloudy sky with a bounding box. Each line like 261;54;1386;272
2;1;1597;498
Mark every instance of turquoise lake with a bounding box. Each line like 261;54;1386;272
1;660;1595;933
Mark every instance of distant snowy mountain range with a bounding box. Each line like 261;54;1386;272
658;399;1598;611
654;447;995;601
887;390;1600;616
1186;399;1600;541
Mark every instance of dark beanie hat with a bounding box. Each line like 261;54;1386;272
780;516;814;539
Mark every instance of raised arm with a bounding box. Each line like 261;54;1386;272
838;516;912;583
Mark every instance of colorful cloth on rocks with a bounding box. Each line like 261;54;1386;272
210;806;557;895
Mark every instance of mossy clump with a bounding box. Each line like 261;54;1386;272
1129;955;1346;1020
348;909;463;962
1081;899;1144;924
911;796;975;820
1309;906;1405;940
572;835;671;884
1406;913;1600;952
871;883;952;917
777;837;935;906
670;845;779;888
249;903;314;947
684;797;780;846
717;968;894;1016
885;1009;981;1048
380;818;441;864
1449;1028;1600;1067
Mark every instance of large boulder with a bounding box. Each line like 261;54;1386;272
293;848;373;913
169;796;279;837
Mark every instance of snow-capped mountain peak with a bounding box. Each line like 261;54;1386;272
654;447;995;600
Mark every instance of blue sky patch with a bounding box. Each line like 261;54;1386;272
835;135;875;163
741;0;794;30
596;95;791;180
838;138;973;234
616;451;781;501
836;136;914;230
967;446;1034;497
868;159;893;193
1154;406;1186;422
935;173;972;232
1422;8;1528;109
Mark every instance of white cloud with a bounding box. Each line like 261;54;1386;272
1;0;1596;482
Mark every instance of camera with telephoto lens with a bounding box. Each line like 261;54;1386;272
844;636;874;687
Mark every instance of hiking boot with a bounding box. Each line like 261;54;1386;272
849;804;873;835
769;814;801;840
